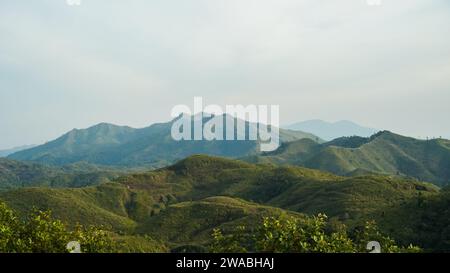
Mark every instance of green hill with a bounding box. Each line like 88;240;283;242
243;131;450;186
0;155;446;251
8;115;321;168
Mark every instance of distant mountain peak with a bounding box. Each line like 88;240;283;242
285;119;378;141
91;122;115;128
335;120;360;126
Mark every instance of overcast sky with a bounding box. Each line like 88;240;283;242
1;0;449;149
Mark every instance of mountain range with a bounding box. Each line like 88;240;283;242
244;131;450;186
8;114;321;167
6;116;450;187
285;120;378;141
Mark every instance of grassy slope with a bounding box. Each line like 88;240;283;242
0;183;136;231
243;132;450;186
374;188;450;251
136;196;303;246
0;155;443;249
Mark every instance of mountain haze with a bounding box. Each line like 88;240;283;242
0;145;36;158
285;120;377;141
8;114;321;167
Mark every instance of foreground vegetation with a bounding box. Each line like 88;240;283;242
0;201;168;253
210;214;420;253
0;201;114;253
0;200;419;253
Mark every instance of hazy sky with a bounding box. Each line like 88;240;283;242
1;0;449;149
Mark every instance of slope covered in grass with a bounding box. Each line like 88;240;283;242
0;155;444;251
136;196;303;246
243;131;450;186
113;155;439;231
373;187;450;252
0;183;136;231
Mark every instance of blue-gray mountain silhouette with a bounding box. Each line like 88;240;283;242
285;119;377;141
9;114;321;167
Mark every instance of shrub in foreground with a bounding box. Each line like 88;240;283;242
0;202;113;253
210;214;421;253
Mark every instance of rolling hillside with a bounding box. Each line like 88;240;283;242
0;184;137;231
8;114;321;167
136;196;302;246
0;155;442;250
244;131;450;186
